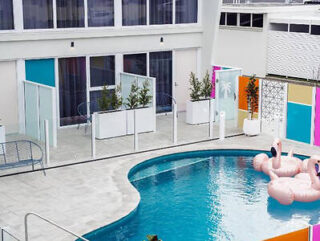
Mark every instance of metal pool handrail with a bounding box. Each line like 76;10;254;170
1;227;22;241
24;212;89;241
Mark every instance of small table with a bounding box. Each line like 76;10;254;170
0;125;5;155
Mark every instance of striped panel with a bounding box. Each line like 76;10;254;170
288;84;313;105
264;227;309;241
267;31;320;80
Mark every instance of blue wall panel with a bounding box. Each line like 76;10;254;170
287;102;311;144
25;59;55;87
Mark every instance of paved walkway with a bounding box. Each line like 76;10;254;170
1;134;320;240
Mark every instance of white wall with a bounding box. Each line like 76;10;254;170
215;28;267;76
174;48;198;111
201;0;222;78
0;27;203;61
0;61;19;133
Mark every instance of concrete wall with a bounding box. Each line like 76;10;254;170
0;61;19;133
174;48;198;111
215;27;267;77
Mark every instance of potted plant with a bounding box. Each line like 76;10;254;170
126;80;156;134
186;71;213;124
243;75;260;136
95;85;127;139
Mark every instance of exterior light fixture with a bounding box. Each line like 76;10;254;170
160;37;164;46
70;41;75;49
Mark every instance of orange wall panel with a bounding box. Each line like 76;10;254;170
238;76;259;111
264;228;309;241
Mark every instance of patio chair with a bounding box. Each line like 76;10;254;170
0;140;46;175
77;101;100;133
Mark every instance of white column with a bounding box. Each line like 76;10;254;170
173;102;177;144
219;111;225;141
116;54;123;86
91;113;96;159
52;0;57;28
16;59;26;134
84;0;88;28
44;120;50;166
13;0;23;30
134;109;139;151
114;0;122;28
209;99;214;139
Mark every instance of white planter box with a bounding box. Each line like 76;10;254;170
126;107;156;134
243;118;261;136
95;110;127;139
0;126;5;155
186;99;214;125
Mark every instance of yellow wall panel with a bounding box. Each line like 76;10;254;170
238;109;258;128
288;84;313;105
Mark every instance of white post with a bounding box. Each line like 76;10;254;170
44;120;50;167
173;102;177;144
219;111;225;141
134;109;138;152
209;99;214;139
274;115;280;138
91;113;96;159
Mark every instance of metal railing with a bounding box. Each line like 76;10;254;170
24;213;89;241
1;228;21;241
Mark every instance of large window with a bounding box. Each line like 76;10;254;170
150;0;172;25
59;57;87;126
56;0;84;28
0;0;14;30
220;12;226;26
240;13;250;27
23;0;53;29
123;54;147;76
252;14;263;28
122;0;146;26
88;0;114;27
150;51;172;113
311;25;320;35
90;56;115;87
226;13;237;26
176;0;197;24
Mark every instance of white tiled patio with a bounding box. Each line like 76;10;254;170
1;134;320;241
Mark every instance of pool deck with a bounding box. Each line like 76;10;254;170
1;134;320;240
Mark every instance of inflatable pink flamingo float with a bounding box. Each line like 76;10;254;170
268;155;320;205
253;138;302;177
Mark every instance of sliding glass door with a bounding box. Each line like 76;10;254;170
150;51;172;113
59;57;87;126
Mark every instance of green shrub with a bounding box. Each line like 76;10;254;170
110;84;123;110
126;81;140;109
245;75;259;120
98;85;111;111
201;70;212;99
139;80;152;107
189;72;202;101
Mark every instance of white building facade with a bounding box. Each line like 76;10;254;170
0;0;221;136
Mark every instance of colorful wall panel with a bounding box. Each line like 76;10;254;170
264;227;309;241
238;76;259;128
314;88;320;146
286;84;313;144
25;59;55;87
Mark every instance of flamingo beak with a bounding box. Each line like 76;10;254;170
271;147;277;158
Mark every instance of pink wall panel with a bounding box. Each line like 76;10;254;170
211;66;221;98
314;88;320;146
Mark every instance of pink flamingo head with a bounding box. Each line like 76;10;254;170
308;155;320;190
271;138;282;169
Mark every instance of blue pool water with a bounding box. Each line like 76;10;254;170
84;150;320;241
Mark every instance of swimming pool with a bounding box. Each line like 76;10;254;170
83;149;320;241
